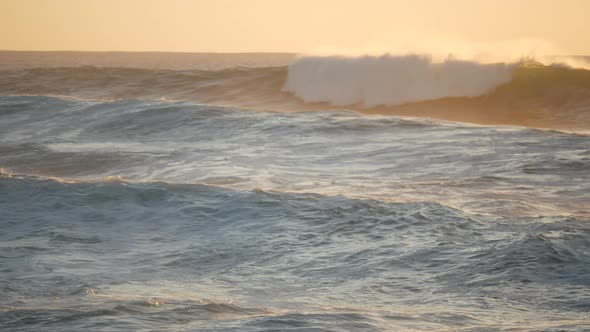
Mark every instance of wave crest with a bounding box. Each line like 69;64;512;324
2;56;590;129
283;54;514;107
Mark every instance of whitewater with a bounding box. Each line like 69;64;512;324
1;51;589;331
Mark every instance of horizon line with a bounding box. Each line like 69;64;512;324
0;49;299;54
2;49;590;57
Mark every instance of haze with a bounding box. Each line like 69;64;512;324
1;0;589;54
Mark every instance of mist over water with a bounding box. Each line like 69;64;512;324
1;52;590;331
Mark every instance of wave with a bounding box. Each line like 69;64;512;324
1;55;590;129
0;66;289;108
284;54;513;106
1;94;589;219
2;174;590;304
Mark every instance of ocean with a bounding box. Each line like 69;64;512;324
1;51;589;331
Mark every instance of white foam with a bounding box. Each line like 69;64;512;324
283;54;514;107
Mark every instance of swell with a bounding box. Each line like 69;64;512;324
0;66;293;109
2;174;590;316
1;95;589;219
1;57;590;129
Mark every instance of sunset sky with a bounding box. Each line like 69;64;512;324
2;0;589;54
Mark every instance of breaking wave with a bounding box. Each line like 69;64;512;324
1;54;590;129
284;54;514;106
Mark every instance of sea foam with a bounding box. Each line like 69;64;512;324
283;54;514;107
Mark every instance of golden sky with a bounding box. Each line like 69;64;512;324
1;0;589;54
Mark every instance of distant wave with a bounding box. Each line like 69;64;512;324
0;66;288;107
1;56;590;129
284;55;513;106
